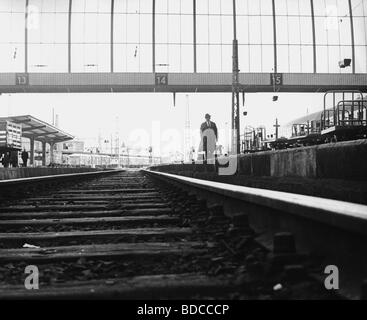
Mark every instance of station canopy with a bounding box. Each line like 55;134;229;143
0;115;74;144
0;0;366;75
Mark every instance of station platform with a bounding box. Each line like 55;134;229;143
149;139;367;205
0;167;106;181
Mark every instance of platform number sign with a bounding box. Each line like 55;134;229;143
155;73;168;86
271;73;283;86
16;73;29;86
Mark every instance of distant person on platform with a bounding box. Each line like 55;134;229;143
10;150;18;168
198;113;218;161
1;152;10;168
21;149;29;167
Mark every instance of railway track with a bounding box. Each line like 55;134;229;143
0;169;364;299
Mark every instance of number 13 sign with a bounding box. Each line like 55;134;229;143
16;74;29;86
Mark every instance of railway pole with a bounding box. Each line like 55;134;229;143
29;137;35;167
232;0;240;156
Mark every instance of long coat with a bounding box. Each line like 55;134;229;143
198;121;218;155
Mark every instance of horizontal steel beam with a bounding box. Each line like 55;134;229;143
21;125;47;132
22;131;59;138
1;73;366;93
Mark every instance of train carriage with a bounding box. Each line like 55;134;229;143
321;98;367;141
269;91;366;150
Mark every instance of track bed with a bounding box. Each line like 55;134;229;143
0;171;339;299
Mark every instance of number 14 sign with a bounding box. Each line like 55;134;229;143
155;73;168;86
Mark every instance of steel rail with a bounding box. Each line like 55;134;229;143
143;169;367;299
0;169;121;186
143;170;367;235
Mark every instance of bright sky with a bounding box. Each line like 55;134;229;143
0;92;323;156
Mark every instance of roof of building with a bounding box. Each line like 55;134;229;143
0;115;74;143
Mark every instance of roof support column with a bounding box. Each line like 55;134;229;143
25;0;29;73
152;0;156;73
348;0;356;74
193;0;197;73
50;142;55;165
42;141;46;166
271;0;277;74
68;0;73;73
110;0;115;73
310;0;317;73
29;137;34;167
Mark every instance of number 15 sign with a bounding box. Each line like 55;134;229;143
270;73;283;86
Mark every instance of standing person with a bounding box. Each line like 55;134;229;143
217;144;223;156
2;152;10;168
21;149;29;167
189;147;195;162
10;150;18;168
198;113;218;161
